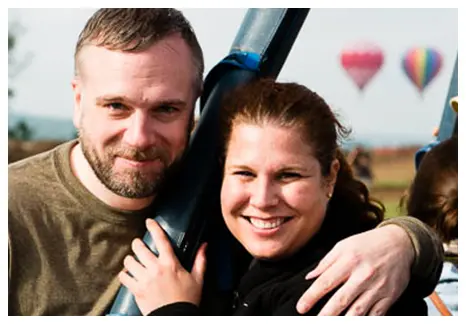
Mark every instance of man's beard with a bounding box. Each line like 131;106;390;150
79;129;181;199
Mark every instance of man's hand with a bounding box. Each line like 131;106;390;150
296;225;415;315
119;218;207;315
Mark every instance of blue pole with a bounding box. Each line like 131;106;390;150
437;54;458;141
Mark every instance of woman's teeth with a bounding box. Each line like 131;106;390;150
249;217;287;229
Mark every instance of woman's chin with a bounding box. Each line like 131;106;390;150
244;239;306;261
245;244;286;260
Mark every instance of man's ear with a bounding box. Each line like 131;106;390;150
197;83;204;101
71;77;83;129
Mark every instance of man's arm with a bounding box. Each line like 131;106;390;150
296;216;443;315
379;216;443;296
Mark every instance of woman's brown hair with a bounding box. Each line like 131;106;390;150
404;137;458;242
219;78;384;245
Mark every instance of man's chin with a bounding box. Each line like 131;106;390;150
108;183;157;199
114;156;166;171
100;174;159;198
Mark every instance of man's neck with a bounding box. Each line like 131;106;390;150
69;143;154;211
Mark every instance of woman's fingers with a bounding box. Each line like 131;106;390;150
118;270;140;296
123;255;147;280
145;219;178;264
191;243;207;284
131;238;158;268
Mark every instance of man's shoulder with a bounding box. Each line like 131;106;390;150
9;141;73;180
9;146;56;186
8;141;73;208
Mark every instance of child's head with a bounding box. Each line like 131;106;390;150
405;136;458;242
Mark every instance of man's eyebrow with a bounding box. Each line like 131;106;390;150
95;96;187;108
95;95;129;104
155;99;188;108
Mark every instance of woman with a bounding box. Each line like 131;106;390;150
403;136;458;315
119;79;428;315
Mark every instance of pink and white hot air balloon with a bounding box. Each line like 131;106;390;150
340;42;384;92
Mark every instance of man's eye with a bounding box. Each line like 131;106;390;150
156;105;178;114
106;103;127;111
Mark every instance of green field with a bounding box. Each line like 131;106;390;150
369;149;416;219
383;200;403;219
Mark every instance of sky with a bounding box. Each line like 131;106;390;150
8;8;458;145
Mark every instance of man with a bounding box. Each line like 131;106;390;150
9;8;443;316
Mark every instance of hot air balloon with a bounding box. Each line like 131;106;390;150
402;47;442;94
340;42;384;92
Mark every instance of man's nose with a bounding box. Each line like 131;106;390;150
122;112;154;148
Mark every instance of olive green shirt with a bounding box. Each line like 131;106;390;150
9;141;149;315
8;141;443;315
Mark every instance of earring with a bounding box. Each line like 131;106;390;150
327;192;333;199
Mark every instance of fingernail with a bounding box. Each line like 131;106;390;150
305;271;316;280
146;218;156;226
296;302;308;314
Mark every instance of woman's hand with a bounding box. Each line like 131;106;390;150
118;218;207;315
296;225;414;315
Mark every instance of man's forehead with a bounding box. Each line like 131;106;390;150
79;47;193;87
79;43;190;71
77;34;193;73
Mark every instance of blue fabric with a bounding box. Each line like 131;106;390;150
415;141;440;170
425;261;458;316
199;51;260;110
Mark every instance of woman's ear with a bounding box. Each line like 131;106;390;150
328;158;340;193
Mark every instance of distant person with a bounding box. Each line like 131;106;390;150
347;146;374;187
9;8;443;315
119;79;428;315
403;97;458;316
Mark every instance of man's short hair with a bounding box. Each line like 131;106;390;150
74;8;204;94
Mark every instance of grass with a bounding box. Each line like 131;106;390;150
382;200;403;219
372;180;411;191
341;147;412;219
368;150;415;219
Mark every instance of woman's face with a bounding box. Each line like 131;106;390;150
221;123;337;260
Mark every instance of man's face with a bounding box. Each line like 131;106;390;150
72;34;197;198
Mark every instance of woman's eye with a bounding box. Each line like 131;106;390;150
234;170;255;178
278;172;301;180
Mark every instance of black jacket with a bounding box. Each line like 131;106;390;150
149;237;427;316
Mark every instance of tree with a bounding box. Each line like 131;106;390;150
9;20;34;140
8;29;16;100
9;120;33;141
